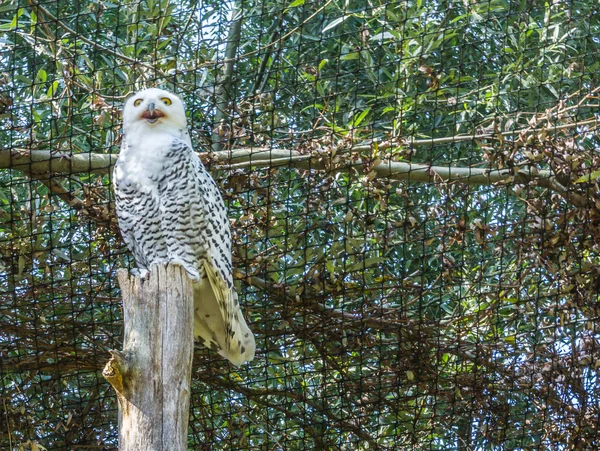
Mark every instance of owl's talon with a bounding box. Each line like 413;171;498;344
131;268;149;279
186;269;201;282
167;258;200;281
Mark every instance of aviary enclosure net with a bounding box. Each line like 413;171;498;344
1;0;600;449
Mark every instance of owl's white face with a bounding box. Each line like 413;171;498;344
122;88;187;134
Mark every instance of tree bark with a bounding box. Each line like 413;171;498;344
103;264;194;451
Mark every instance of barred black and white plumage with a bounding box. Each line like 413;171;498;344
113;88;255;366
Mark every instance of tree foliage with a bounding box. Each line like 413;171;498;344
1;0;600;449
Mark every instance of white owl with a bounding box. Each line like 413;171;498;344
113;88;255;366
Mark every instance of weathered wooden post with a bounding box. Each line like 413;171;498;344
103;264;194;451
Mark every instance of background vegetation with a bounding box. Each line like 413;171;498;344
2;0;600;449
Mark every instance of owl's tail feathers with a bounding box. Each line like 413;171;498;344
193;264;255;366
222;298;255;365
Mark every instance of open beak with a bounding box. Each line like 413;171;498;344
141;102;166;123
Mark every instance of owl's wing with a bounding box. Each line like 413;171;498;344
198;260;255;365
188;149;255;365
113;144;164;272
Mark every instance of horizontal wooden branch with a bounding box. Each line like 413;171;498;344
1;149;118;174
2;147;583;205
0;147;551;181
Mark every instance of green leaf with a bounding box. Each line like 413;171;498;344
10;8;24;31
301;71;315;82
288;0;305;7
370;31;396;42
352;107;370;127
36;69;47;83
575;170;600;184
322;15;349;33
340;52;359;61
345;257;386;273
18;255;25;276
300;103;324;113
30;8;37;33
326;260;334;276
47;80;59;98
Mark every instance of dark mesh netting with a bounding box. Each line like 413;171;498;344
2;0;600;449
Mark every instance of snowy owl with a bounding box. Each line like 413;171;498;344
113;88;255;366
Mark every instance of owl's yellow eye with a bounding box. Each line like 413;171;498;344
161;97;172;106
133;99;143;107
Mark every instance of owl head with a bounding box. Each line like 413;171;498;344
122;88;187;134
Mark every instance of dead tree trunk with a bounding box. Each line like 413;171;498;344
103;264;194;451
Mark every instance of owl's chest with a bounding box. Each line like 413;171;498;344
115;140;183;189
